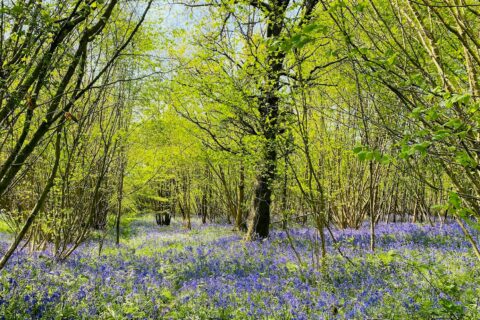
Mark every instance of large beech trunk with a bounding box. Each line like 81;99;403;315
247;139;277;239
248;174;272;239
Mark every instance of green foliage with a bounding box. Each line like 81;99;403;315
353;145;391;164
279;23;328;51
0;220;12;234
377;249;399;265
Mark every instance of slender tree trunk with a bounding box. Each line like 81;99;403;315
281;153;288;230
456;217;480;262
0;130;62;270
369;161;375;251
115;150;125;245
353;59;376;251
236;162;245;231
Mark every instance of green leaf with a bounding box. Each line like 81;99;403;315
373;150;382;162
425;109;439;121
380;154;392;164
161;288;173;301
444;118;463;130
451;93;471;104
353;2;367;12
365;151;374;160
411;107;425;117
385;53;398;66
455;151;477;168
432;129;451;141
413;141;431;155
378;250;398;265
302;23;328;35
11;4;24;15
285;262;300;272
448;192;461;210
353;146;364;154
357;151;368;161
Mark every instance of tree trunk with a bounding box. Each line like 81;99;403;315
115;150;125;245
236;162;245;231
0;130;62;270
281;153;288;230
245;0;289;239
247;172;273;239
247;132;277;238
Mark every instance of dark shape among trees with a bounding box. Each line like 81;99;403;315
154;179;175;226
156;213;171;226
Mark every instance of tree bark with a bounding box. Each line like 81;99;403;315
236;162;245;230
115;149;125;245
246;0;290;240
248;169;273;239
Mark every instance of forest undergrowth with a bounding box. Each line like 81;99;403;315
1;217;479;319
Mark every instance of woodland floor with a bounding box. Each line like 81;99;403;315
0;217;479;319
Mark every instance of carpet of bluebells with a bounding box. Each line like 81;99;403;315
1;217;479;319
